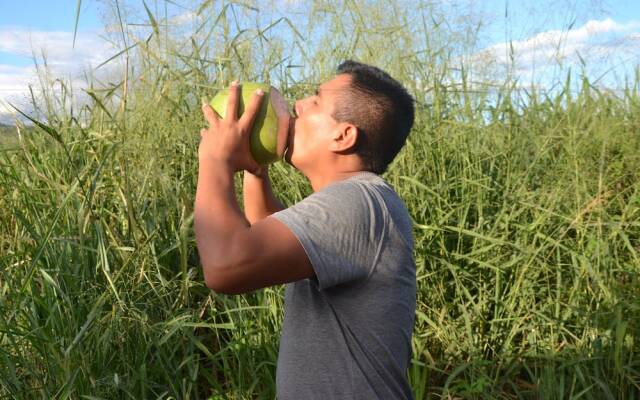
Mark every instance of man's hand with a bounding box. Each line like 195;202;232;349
199;81;264;174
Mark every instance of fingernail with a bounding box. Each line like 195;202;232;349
231;80;239;86
256;89;264;96
201;97;208;107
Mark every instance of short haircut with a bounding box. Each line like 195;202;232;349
332;60;415;175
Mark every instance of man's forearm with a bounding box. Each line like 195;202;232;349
243;170;285;224
194;160;250;284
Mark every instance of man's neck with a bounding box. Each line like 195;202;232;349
307;169;374;192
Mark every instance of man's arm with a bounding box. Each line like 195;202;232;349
194;161;314;294
243;167;285;225
195;83;313;294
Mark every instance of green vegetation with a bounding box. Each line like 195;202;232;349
1;1;638;398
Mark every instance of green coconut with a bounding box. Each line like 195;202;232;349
209;82;289;165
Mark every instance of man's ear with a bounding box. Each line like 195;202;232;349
328;123;359;153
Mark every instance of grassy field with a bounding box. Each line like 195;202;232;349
1;1;639;399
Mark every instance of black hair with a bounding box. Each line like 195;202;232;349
332;60;415;174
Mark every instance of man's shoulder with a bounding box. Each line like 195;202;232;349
276;171;410;228
298;172;407;218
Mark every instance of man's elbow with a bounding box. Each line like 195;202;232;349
203;265;244;295
202;263;226;292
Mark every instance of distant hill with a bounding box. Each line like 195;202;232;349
0;122;17;136
0;124;18;148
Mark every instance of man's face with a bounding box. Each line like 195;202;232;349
284;74;352;170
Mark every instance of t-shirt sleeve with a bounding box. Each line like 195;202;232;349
271;181;385;290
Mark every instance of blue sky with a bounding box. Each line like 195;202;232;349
0;1;102;31
1;0;639;122
480;0;640;42
0;1;102;67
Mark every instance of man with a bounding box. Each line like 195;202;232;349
195;60;416;399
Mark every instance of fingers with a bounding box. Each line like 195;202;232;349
240;88;265;129
225;81;240;121
202;103;219;127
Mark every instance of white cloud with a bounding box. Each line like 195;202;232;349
483;18;640;64
0;64;36;93
470;18;640;88
0;27;121;123
0;28;117;71
0;64;38;121
170;10;198;25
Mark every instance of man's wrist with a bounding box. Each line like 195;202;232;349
198;157;236;175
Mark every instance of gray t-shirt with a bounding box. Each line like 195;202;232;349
271;171;416;400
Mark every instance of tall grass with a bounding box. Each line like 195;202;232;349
1;1;639;398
